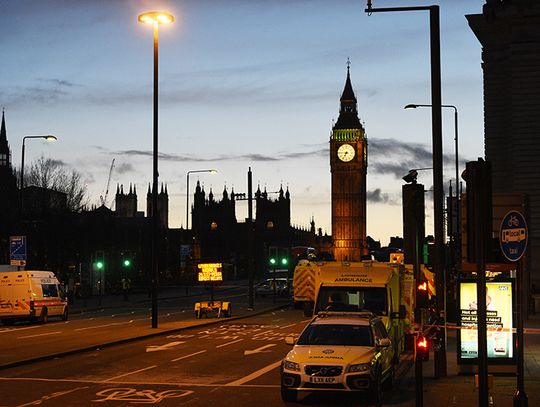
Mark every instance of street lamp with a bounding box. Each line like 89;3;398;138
186;169;217;230
366;0;447;379
404;104;460;268
20;135;57;189
138;10;174;329
20;135;57;214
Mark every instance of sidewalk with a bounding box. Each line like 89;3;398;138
388;316;540;406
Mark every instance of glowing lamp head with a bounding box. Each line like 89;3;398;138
418;281;428;291
138;11;174;25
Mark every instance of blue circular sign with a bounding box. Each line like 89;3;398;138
499;210;528;262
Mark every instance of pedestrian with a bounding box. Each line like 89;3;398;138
122;277;131;301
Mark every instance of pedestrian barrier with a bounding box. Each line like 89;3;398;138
194;301;231;319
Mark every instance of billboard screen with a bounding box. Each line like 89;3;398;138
459;281;513;360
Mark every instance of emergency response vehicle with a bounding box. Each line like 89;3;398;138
0;270;68;325
281;312;394;404
293;260;415;357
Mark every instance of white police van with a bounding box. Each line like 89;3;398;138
0;270;68;325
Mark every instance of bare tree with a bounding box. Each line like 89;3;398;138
25;155;88;212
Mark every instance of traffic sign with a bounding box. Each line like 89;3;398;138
10;236;27;266
499;210;528;262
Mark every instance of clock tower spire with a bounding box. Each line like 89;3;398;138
330;63;368;261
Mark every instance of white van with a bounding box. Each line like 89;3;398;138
0;270;68;325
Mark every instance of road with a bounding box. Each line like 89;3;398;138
2;299;540;406
0;285;255;367
0;307;420;406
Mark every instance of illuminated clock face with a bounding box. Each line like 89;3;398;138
337;143;355;162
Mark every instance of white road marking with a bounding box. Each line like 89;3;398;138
171;349;207;362
252;329;275;338
18;331;62;339
17;386;88;407
0;376;280;388
244;344;276;355
103;365;157;382
146;341;184;352
0;325;41;334
225;360;282;386
74;320;134;331
279;323;297;329
166;334;195;339
216;339;244;348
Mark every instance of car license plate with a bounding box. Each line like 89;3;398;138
309;377;337;383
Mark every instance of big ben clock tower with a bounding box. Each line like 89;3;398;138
330;64;367;261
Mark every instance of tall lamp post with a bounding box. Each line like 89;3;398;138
186;169;217;230
138;10;174;329
20;135;57;213
404;104;460;254
366;0;447;378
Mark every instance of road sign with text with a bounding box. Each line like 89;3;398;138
10;236;27;266
499;210;527;262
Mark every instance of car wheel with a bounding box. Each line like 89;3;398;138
281;385;297;402
39;308;48;324
369;369;383;405
61;307;69;321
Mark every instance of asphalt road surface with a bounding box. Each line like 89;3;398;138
0;307;416;406
0;286;250;367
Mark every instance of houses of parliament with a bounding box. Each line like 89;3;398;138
0;67;376;290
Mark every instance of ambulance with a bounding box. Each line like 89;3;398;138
293;260;415;357
0;270;68;325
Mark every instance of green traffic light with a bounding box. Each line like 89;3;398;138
269;258;277;265
96;261;104;270
281;258;288;266
123;259;131;267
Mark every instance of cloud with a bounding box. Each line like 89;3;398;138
367;188;398;205
115;162;134;175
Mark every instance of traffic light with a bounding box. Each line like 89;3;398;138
416;280;429;309
94;250;105;271
416;335;429;361
269;257;277;266
281;257;288;266
121;251;133;268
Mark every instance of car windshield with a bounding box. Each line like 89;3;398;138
297;324;373;347
315;287;388;315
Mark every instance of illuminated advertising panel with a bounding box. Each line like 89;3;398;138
197;263;223;282
459;282;513;360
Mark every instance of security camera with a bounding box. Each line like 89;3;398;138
402;169;418;184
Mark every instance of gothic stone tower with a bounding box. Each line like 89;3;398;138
115;184;138;218
146;183;169;228
330;65;368;261
0;110;19;263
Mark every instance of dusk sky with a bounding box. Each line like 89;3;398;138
1;0;485;245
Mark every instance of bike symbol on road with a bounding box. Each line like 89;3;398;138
93;388;193;404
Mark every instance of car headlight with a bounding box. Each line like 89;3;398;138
283;360;301;372
348;363;370;373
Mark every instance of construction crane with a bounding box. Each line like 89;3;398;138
99;158;116;207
